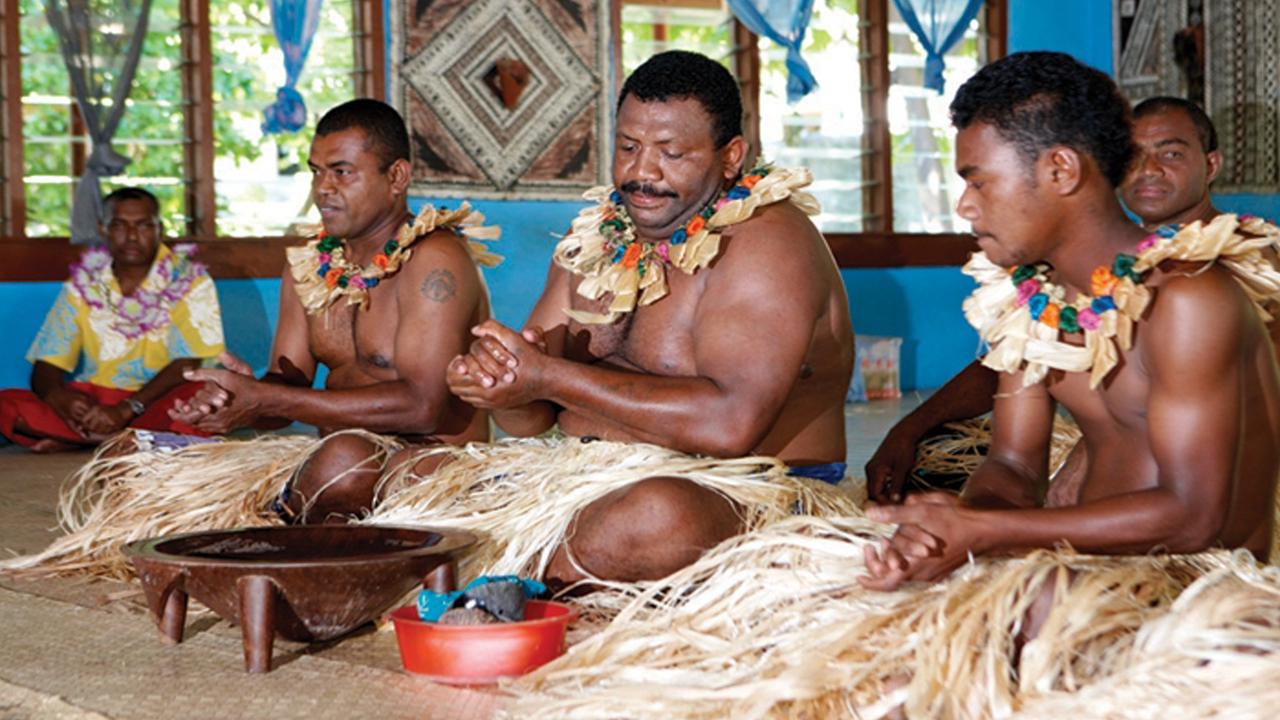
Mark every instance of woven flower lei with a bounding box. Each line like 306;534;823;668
963;213;1280;389
311;232;397;293
598;163;772;279
1010;225;1178;336
69;244;205;341
554;164;821;324
287;203;501;315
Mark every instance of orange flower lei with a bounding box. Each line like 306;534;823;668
963;214;1280;389
286;203;501;315
553;165;821;324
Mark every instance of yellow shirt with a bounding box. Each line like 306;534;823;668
26;243;226;391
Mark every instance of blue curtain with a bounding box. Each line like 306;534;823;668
45;0;153;243
891;0;985;94
726;0;817;104
262;0;325;134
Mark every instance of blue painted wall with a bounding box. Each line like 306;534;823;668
3;0;1276;393
844;267;979;392
1008;0;1113;71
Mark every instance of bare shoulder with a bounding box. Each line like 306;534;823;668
1147;262;1250;327
713;201;830;277
277;263;305;313
1142;263;1255;368
398;229;484;305
700;201;834;322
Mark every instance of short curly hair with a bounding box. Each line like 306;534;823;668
618;50;743;148
950;51;1135;188
1133;96;1217;153
315;98;410;172
102;186;160;221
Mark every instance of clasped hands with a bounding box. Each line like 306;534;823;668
167;351;259;434
46;387;132;439
446;321;550;409
857;491;977;591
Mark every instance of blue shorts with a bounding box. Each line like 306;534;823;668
787;462;847;486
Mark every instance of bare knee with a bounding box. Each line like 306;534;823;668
287;434;388;523
1016;569;1076;663
547;476;744;584
376;447;451;501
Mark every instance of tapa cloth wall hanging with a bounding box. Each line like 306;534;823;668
388;0;612;200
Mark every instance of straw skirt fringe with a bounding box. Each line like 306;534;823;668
505;518;1280;720
6;432;1278;718
0;433;321;579
364;436;862;582
0;433;858;584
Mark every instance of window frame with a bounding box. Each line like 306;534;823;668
3;0;1005;280
0;0;385;280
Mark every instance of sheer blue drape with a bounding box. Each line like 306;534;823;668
726;0;817;104
891;0;984;94
262;0;324;134
44;0;152;243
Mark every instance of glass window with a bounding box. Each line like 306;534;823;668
621;2;733;76
15;0;366;239
20;0;75;236
617;0;998;237
887;1;983;232
757;0;863;233
210;0;358;236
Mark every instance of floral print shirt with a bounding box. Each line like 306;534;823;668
26;243;225;390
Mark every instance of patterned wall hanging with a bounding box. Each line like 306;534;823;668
1115;0;1280;193
1205;0;1280;193
389;0;612;200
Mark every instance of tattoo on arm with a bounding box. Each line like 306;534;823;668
420;269;457;303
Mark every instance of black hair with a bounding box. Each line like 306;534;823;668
102;186;160;221
1132;95;1218;153
950;51;1135;188
618;50;743;148
315;98;411;171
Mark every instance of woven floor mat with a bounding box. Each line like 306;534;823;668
0;586;504;720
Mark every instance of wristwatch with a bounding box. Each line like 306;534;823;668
125;398;146;416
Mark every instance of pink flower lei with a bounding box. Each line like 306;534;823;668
69;244;206;340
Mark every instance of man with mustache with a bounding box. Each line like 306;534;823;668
863;94;1270;506
447;51;856;583
169;99;496;521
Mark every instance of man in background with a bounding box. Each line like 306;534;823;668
0;187;224;452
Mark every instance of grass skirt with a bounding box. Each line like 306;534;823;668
505;517;1280;719
0;433;857;584
5;431;1277;718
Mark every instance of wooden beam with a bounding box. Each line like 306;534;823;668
826;232;976;268
355;0;386;100
0;230;974;281
985;0;1008;62
0;0;25;236
180;0;217;238
732;19;761;163
859;0;892;232
0;237;299;281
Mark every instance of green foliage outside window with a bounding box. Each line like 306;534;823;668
18;0;357;238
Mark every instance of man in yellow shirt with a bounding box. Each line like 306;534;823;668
0;187;225;452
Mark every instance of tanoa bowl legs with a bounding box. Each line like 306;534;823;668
126;526;473;673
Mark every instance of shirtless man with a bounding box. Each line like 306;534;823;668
170;99;492;521
447;51;855;583
864;95;1250;505
858;52;1280;592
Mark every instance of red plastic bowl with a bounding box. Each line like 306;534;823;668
389;600;575;684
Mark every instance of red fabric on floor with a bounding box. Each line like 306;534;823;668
0;381;208;448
